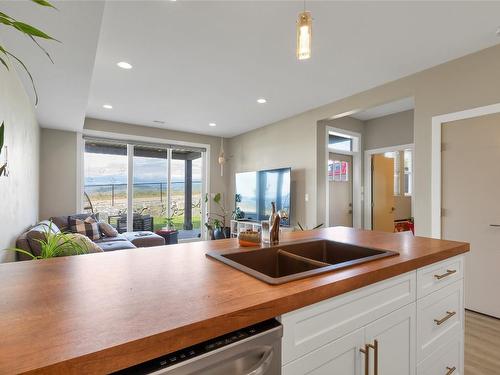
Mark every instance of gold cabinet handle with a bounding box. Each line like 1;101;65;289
445;366;456;375
360;344;370;375
434;311;456;325
368;339;379;375
434;269;457;280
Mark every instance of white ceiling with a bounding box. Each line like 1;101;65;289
0;0;104;131
351;97;415;121
2;1;500;137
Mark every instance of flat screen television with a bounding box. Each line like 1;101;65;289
235;167;291;226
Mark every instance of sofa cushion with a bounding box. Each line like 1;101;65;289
98;221;119;238
25;221;61;257
51;213;98;232
69;216;101;241
98;240;137;252
122;231;166;248
66;233;103;254
15;232;35;261
94;233;128;243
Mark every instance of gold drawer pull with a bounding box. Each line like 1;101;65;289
434;269;457;280
434;311;456;325
445;366;456;375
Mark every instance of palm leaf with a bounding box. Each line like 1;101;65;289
0;122;4;153
4;248;36;260
30;0;57;10
5;51;39;106
27;34;54;63
13;21;60;42
0;164;6;177
0;55;8;70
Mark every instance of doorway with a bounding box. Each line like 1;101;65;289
329;153;353;227
325;127;361;228
441;112;500;318
365;145;414;233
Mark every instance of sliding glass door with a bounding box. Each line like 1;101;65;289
83;139;206;241
84;140;128;230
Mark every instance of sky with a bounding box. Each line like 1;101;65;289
84;153;202;185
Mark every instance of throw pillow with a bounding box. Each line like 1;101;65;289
68;216;101;241
99;221;119;237
26;220;61;257
65;233;103;254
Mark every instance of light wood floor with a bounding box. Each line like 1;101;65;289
465;310;500;374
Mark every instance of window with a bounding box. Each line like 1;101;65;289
328;131;358;152
83;138;206;240
328;160;349;182
384;149;412;196
403;149;412;196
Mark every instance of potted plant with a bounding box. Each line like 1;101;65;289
204;193;230;239
6;222;89;260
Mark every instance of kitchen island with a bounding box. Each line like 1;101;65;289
0;227;469;374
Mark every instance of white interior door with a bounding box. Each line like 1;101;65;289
329;153;353;227
442;112;500;318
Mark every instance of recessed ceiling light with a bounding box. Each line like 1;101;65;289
117;61;132;69
103;104;113;109
209;122;217;127
257;98;267;104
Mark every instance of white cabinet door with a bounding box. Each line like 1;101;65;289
364;303;416;375
282;328;364;375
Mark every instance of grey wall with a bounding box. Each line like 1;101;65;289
364;110;414;150
39;129;78;219
228;44;500;237
226;112;316;228
0;60;39;262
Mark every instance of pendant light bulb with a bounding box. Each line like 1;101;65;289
296;10;312;60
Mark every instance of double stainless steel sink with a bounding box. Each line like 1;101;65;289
207;239;398;284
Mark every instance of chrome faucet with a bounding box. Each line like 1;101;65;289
269;202;281;245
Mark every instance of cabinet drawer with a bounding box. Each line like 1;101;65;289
417;333;462;375
417;280;463;362
281;271;416;364
417;256;464;299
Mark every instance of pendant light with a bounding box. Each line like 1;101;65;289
218;137;225;177
296;0;312;60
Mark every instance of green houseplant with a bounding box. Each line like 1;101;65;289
204;193;230;239
7;222;89;260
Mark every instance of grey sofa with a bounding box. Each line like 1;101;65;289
16;214;165;261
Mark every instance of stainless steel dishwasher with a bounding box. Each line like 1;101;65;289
114;319;282;375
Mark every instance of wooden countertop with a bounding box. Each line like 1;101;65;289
0;227;469;374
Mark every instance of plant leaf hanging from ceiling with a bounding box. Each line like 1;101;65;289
0;0;59;105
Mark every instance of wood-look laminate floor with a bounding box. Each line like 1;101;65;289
465;310;500;375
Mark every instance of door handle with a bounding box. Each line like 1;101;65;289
490;224;500;227
445;366;456;375
360;340;378;375
360;344;370;375
434;269;457;280
245;348;273;375
434;311;456;326
368;340;378;375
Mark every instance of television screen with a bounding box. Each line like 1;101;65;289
235;167;291;226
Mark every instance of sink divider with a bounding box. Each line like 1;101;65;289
276;249;331;268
